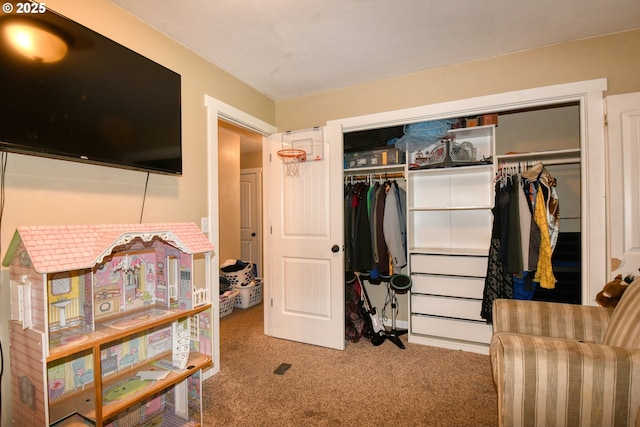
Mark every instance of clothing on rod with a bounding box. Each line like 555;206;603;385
481;161;560;322
344;175;407;278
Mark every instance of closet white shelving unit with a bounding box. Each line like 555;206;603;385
407;125;495;353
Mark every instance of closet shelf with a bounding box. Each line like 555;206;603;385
496;148;580;164
344;164;405;174
409;205;493;212
408;163;493;176
447;124;495;139
409;247;489;256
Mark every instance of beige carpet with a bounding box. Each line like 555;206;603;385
202;303;498;426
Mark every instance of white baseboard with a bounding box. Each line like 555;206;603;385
383;319;408;330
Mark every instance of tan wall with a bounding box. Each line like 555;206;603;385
241;152;263;170
218;127;242;264
275;29;640;130
0;1;275;424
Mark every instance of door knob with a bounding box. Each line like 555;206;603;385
251;232;256;237
331;245;340;253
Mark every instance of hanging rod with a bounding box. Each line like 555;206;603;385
346;172;405;181
542;157;581;166
498;157;580;168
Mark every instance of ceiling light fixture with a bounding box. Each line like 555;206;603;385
3;21;68;63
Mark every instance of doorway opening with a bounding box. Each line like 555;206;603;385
217;119;264;277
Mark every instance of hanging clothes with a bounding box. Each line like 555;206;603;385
517;176;532;272
521;162;560;289
533;189;556;288
344;182;373;273
481;180;514;322
344;174;407;279
521;162;560;253
481;161;561;321
344;184;354;271
505;175;523;274
383;181;407;270
372;182;390;276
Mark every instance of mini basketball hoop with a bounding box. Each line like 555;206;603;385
277;148;306;177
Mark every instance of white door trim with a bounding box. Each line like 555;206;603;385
204;96;277;377
329;78;608;306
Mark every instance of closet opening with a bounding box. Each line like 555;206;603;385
344;125;410;338
495;102;581;305
342;100;582;334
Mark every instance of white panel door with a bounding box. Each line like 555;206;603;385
240;170;262;276
266;125;344;350
607;92;640;278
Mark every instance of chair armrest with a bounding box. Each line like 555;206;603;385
492;299;612;343
490;332;640;427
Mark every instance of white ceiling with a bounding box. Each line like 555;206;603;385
111;0;639;101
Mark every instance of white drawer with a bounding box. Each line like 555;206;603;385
411;274;484;299
411;314;493;344
410;254;487;277
411;294;483;321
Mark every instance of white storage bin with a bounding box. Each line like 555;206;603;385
234;279;263;309
220;289;239;318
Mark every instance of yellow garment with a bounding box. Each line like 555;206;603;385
533;190;556;289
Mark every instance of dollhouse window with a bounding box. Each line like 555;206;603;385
19;376;36;410
190;314;200;341
167;256;179;300
10;276;32;328
125;271;138;288
51;272;71;295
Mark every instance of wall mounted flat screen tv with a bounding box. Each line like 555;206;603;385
0;2;182;175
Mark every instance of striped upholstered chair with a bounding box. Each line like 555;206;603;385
490;277;640;427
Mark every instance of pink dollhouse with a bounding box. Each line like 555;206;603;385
4;222;215;426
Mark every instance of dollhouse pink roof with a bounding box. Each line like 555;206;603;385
2;222;216;274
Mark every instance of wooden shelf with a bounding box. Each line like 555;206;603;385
49;352;212;424
47;303;211;362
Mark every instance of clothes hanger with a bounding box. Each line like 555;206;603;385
521;160;544;179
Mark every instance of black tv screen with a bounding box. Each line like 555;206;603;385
0;2;182;175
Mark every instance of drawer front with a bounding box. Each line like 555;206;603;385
411;314;493;344
410;254;487;277
411;274;484;299
411;294;483;321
